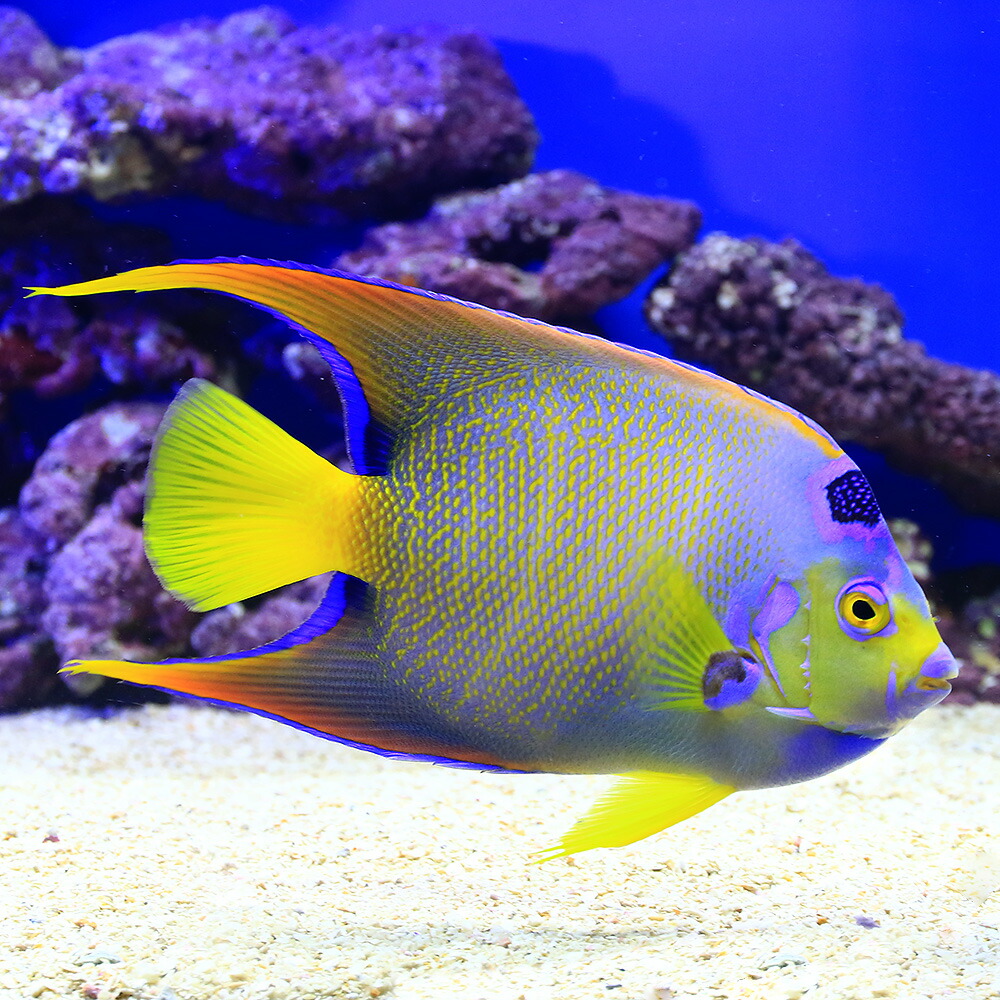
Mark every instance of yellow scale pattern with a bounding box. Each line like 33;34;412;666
353;361;778;767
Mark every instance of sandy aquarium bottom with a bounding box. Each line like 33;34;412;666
1;702;998;1000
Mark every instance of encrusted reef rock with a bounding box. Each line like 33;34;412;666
191;574;331;658
0;6;538;221
16;404;171;549
6;403;196;703
339;169;701;319
0;507;53;708
0;200;241;500
644;234;1000;514
0;8;80;99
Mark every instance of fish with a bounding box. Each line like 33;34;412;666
26;258;959;859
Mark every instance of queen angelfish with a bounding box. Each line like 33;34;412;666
27;259;958;859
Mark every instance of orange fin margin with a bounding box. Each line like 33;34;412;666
26;258;841;459
62;582;521;773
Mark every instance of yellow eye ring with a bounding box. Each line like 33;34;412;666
838;585;891;635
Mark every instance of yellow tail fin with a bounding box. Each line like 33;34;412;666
146;378;365;611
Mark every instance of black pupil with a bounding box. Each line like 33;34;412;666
852;599;876;620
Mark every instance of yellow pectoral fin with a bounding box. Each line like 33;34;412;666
638;553;736;711
535;771;734;861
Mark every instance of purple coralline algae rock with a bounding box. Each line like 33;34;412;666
20;402;164;545
2;294;216;401
0;202;217;400
0;8;80;99
644;234;1000;514
191;574;330;658
0;201;228;499
42;493;193;677
0;506;55;709
338;169;701;319
11;403;195;698
0;6;538;220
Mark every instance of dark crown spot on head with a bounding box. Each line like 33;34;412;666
825;470;881;527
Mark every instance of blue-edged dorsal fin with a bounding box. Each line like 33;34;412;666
26;258;842;472
25;259;625;473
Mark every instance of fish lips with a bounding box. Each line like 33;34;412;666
917;642;960;682
886;642;959;728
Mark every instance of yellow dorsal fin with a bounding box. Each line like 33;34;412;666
24;259;840;476
535;771;734;861
25;260;611;467
146;378;365;611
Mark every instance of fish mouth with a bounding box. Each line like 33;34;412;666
884;642;959;727
908;643;958;702
914;675;951;693
918;642;959;682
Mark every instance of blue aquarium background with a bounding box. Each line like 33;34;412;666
11;1;1000;574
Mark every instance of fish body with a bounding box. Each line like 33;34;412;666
364;360;872;786
27;260;957;857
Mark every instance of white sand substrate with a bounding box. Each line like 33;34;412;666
1;701;998;1000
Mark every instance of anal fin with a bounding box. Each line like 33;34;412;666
62;578;517;773
535;771;734;861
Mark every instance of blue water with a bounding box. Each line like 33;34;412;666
18;0;1000;570
25;0;999;367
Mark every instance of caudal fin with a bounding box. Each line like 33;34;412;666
146;378;366;611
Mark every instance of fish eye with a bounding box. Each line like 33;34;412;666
837;582;891;636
